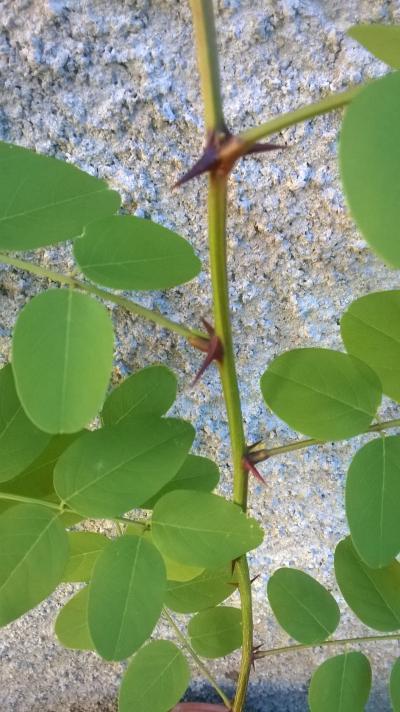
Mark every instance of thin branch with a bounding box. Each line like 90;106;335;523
255;633;400;659
237;85;361;149
163;607;232;710
251;417;400;464
0;253;206;342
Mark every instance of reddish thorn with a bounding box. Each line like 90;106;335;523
248;439;263;452
246;142;287;155
242;455;266;484
250;573;260;585
174;145;218;187
191;321;223;386
201;317;215;336
250;643;264;670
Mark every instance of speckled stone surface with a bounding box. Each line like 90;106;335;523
1;0;400;710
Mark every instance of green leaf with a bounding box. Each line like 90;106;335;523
119;640;190;712
188;606;242;658
88;534;166;661
74;215;201;290
139;529;204;583
346;436;400;568
54;417;194;518
0;432;81;515
0;364;50;482
0;503;69;626
341;291;400;402
55;587;94;651
12;289;114;434
339;72;400;267
348;24;400;69
334;537;400;631
101;365;177;427
165;565;235;613
0;141;120;250
267;568;340;644
62;532;108;583
152;490;264;568
390;658;400;711
308;652;372;712
260;347;381;440
142;454;220;509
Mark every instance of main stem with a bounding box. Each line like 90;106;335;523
190;1;253;709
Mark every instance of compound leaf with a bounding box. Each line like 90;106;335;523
142;454;220;509
0;503;69;626
62;532;108;583
55;587;93;651
0;141;120;250
334;537;400;630
390;658;400;711
165;565;235;614
261;348;381;440
267;568;340;644
346;436;400;568
188;606;242;658
88;534;166;661
341;291;400;402
348;24;400;69
74;215;201;290
152;490;263;568
0;364;50;482
340;72;400;267
12;289;114;434
54;417;194;518
119;640;190;712
101;365;177;427
308;652;371;712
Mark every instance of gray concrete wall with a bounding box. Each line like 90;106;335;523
1;0;400;710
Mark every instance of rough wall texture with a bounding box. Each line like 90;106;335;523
1;0;400;710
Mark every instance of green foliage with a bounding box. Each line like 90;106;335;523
165;565;235;613
188;606;242;658
12;289;114;433
62;532;108;583
341;290;400;402
340;72;400;267
334;537;400;631
267;568;340;644
0;141;120;250
101;365;177;426
348;24;400;68
390;658;400;711
119;640;190;712
0;504;69;626
142;454;220;509
346;436;400;568
0;432;81;515
260;348;381;440
0;364;50;482
54;417;194;517
308;652;371;712
55;588;94;651
74;215;201;290
152;490;264;567
88;534;166;661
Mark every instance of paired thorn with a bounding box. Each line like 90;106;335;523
242;449;266;485
190;318;223;385
175;127;286;187
251;643;264;671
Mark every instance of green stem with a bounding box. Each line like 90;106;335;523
0;253;205;342
189;0;225;133
251;417;400;464
238;84;361;149
0;491;147;529
255;633;400;659
163;607;232;710
0;491;62;511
